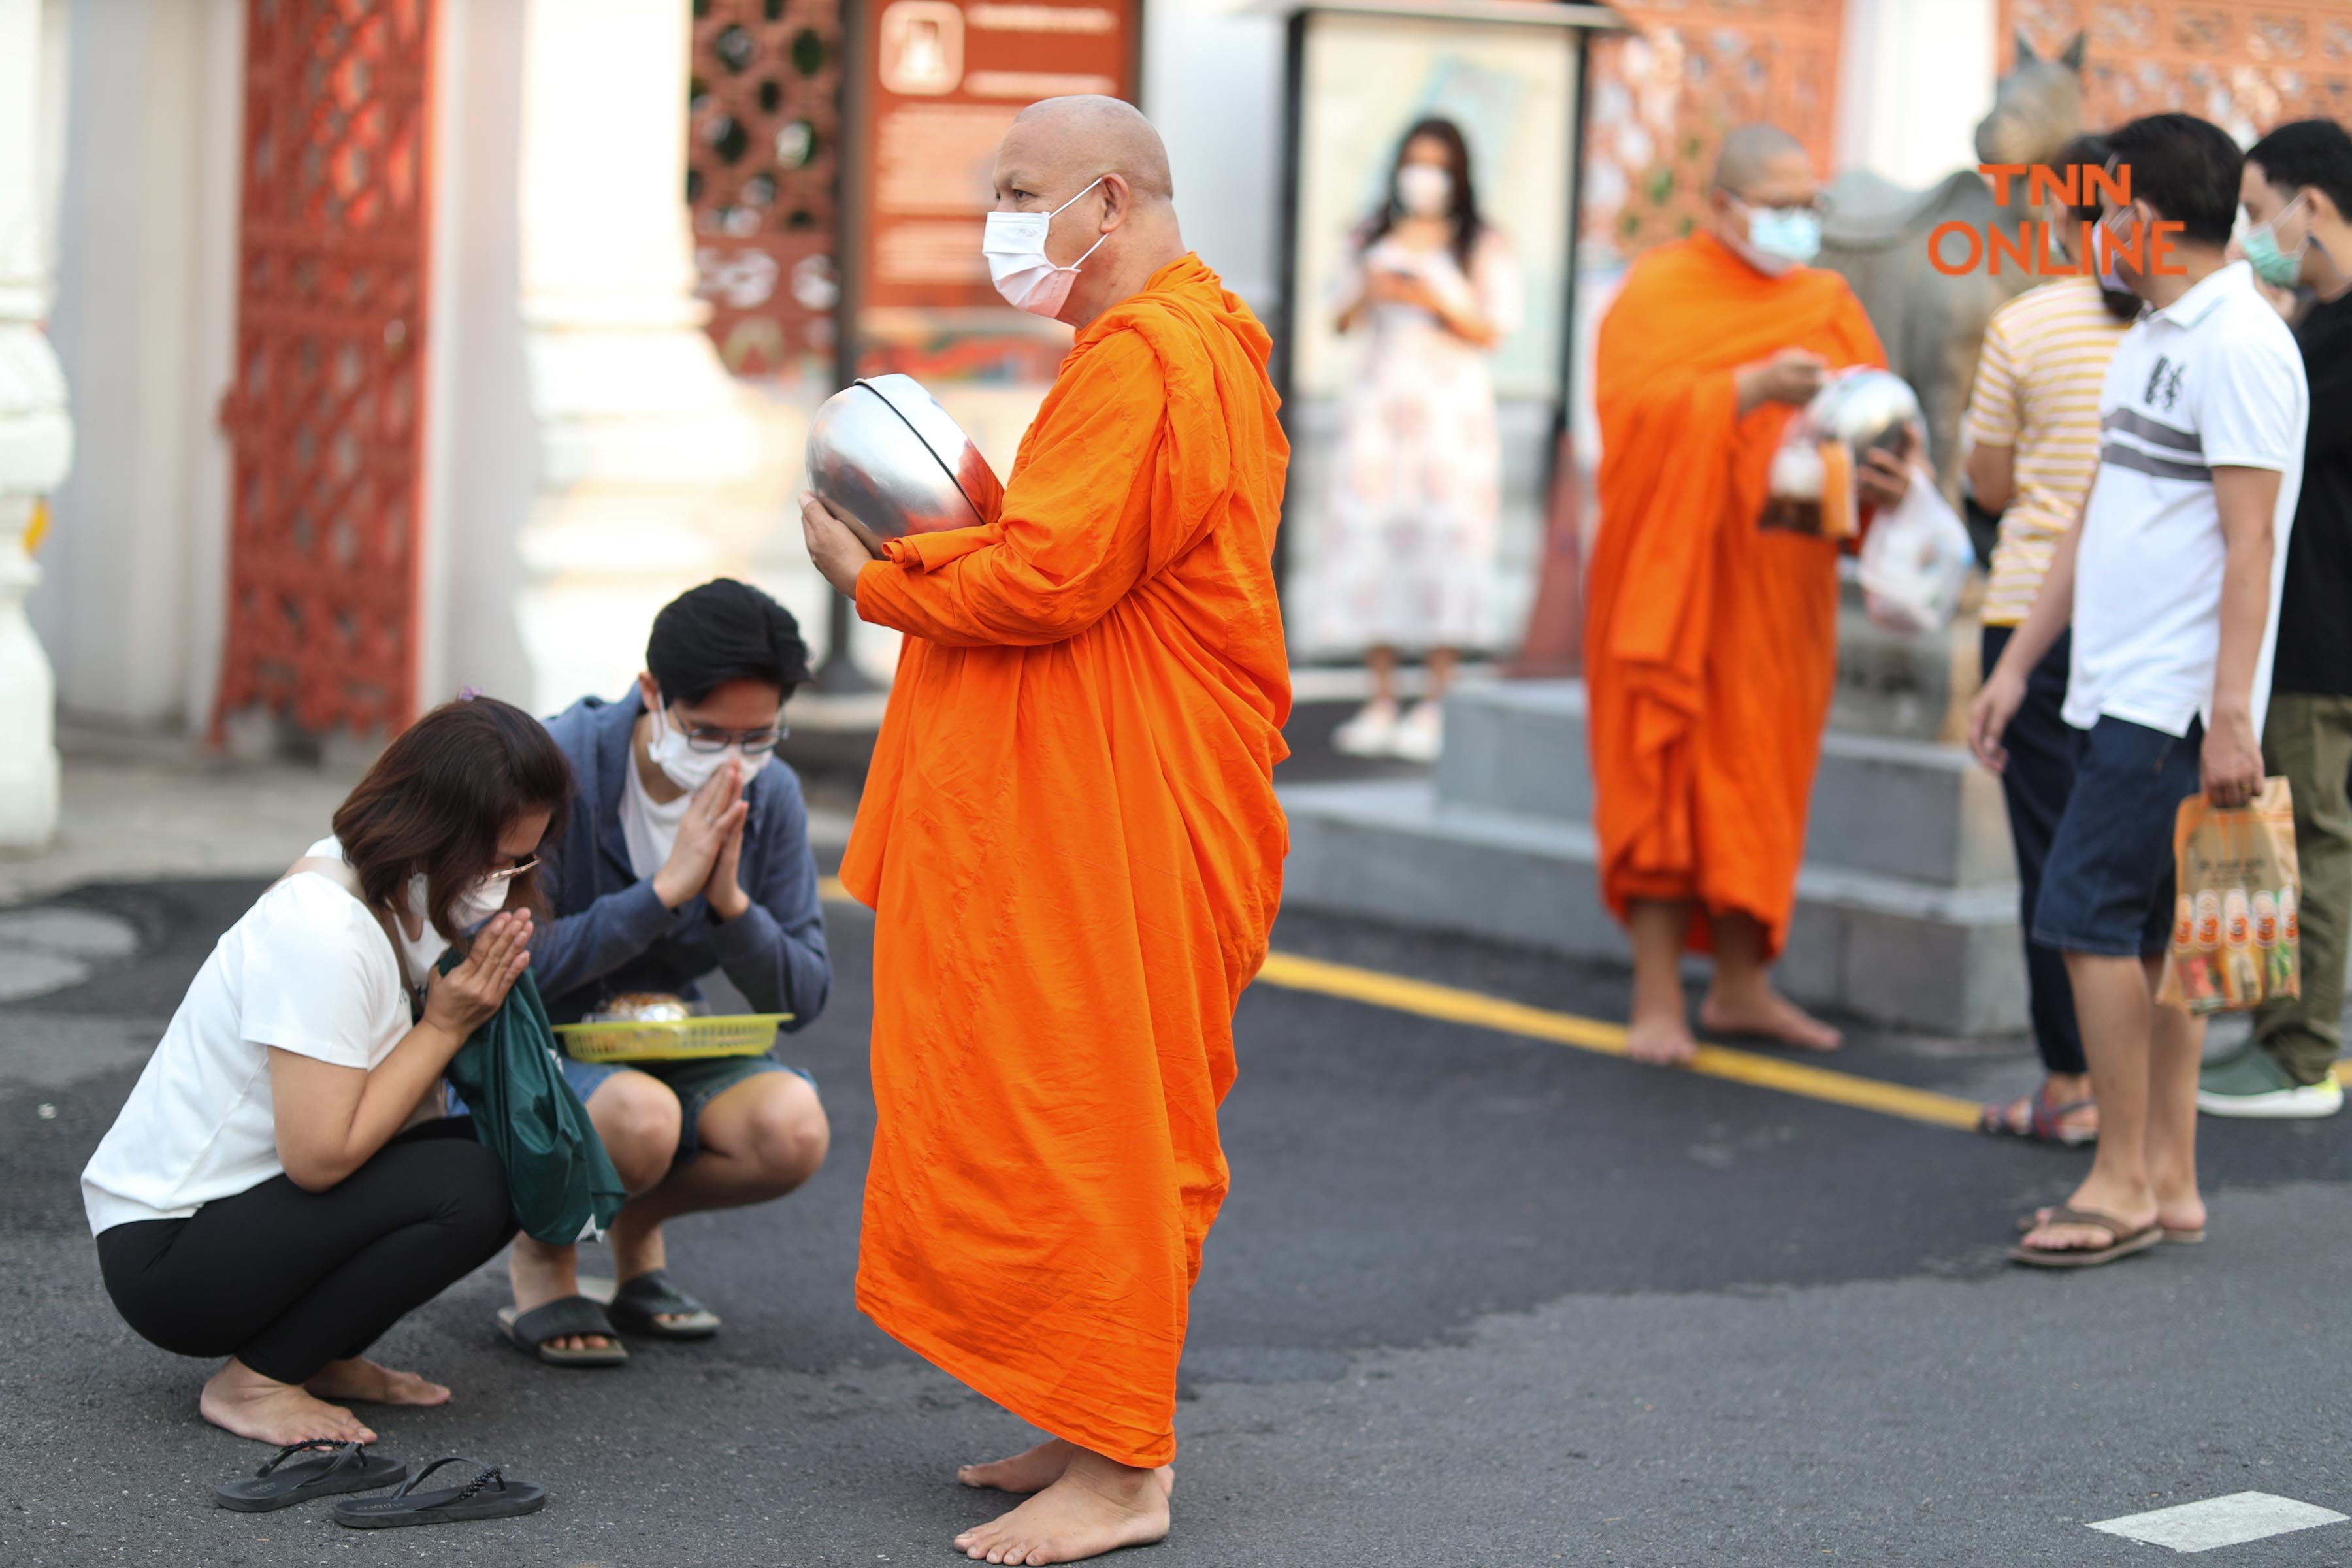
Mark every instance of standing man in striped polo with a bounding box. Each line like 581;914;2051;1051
1962;131;2139;1149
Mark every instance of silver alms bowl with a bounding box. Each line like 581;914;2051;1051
1805;368;1923;462
806;374;1004;541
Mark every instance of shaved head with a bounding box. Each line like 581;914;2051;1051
1712;123;1811;195
1007;95;1173;204
990;95;1186;329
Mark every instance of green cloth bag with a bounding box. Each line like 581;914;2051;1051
438;957;627;1245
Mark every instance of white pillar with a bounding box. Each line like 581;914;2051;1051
1835;0;1998;186
512;0;785;713
0;0;72;847
33;0;242;736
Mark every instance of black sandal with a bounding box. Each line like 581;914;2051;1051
331;1456;547;1529
213;1441;406;1512
497;1296;629;1367
607;1268;723;1340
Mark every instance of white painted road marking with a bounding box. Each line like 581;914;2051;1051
2089;1492;2347;1553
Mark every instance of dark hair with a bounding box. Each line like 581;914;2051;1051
1361;116;1484;270
2105;112;2243;248
645;578;812;709
331;695;572;945
2051;131;2141;321
2246;118;2352;225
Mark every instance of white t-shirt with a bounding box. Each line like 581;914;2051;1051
80;838;442;1235
2066;261;2308;738
619;747;691;881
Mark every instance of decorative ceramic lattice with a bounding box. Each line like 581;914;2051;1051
1580;0;1846;267
2004;0;2352;139
688;0;843;382
216;0;433;738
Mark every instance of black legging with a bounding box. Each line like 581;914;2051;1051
96;1118;515;1385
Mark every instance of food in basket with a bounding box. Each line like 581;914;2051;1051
604;992;693;1022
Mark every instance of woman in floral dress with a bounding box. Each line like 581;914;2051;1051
1312;116;1520;761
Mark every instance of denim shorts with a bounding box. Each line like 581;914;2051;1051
2031;715;2203;959
559;1053;817;1164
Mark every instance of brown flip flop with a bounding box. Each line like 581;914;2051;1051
2015;1209;2206;1243
2008;1205;2162;1269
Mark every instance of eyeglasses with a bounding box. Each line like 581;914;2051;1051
482;857;539;885
666;703;787;754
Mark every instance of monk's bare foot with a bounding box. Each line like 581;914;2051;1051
961;1438;1079;1494
955;1449;1171;1564
201;1359;376;1446
961;1439;1174;1500
1699;986;1842;1051
1625;1012;1699;1067
306;1356;451;1408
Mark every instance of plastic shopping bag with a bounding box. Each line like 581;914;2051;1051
2157;777;2302;1015
1858;470;1974;636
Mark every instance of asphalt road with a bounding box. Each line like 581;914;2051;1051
5;868;2351;1567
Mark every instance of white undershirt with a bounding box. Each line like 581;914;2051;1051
619;745;691;881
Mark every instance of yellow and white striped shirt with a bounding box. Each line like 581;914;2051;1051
1963;276;2134;626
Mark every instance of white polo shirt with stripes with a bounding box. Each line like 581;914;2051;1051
2066;260;2308;739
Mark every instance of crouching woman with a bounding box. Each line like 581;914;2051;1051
80;697;572;1446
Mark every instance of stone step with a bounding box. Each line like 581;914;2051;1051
1435;680;2013;890
1280;777;2025;1037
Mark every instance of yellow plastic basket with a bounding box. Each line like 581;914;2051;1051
555;1013;791;1064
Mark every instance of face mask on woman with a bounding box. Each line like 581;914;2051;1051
2244;192;2311;289
982;176;1110;319
645;696;773;793
1396;164;1452;218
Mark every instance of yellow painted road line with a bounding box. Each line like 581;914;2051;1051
816;885;2072;1133
1252;950;1985;1132
819;875;850;903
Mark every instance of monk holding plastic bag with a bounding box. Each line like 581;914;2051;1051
2160;778;2302;1014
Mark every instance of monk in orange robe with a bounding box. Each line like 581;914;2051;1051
798;96;1288;1565
1585;125;1910;1068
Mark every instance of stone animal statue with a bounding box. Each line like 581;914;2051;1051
1818;31;2087;493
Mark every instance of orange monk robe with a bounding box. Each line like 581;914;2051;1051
1583;233;1886;959
840;254;1290;1470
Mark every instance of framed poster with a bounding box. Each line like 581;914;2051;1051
847;0;1144;387
1275;1;1612;656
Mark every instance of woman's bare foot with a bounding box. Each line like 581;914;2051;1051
508;1235;615;1353
960;1439;1175;1499
306;1357;451;1408
1699;986;1842;1051
955;1449;1171;1565
200;1359;375;1446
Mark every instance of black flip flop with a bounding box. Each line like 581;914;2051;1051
332;1456;547;1529
497;1296;629;1367
214;1441;406;1512
606;1268;723;1340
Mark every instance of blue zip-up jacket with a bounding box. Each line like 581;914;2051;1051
531;690;830;1030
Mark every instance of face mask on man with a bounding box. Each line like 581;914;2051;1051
983;176;1110;319
2095;204;2140;294
2244;192;2311;289
645;696;772;794
1396;164;1452;219
1726;195;1821;274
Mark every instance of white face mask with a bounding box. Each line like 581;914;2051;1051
645;698;772;794
1396;164;1452;218
982;176;1110;319
396;871;508;983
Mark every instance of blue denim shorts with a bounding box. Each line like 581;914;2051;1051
2031;715;2203;959
559;1054;817;1164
